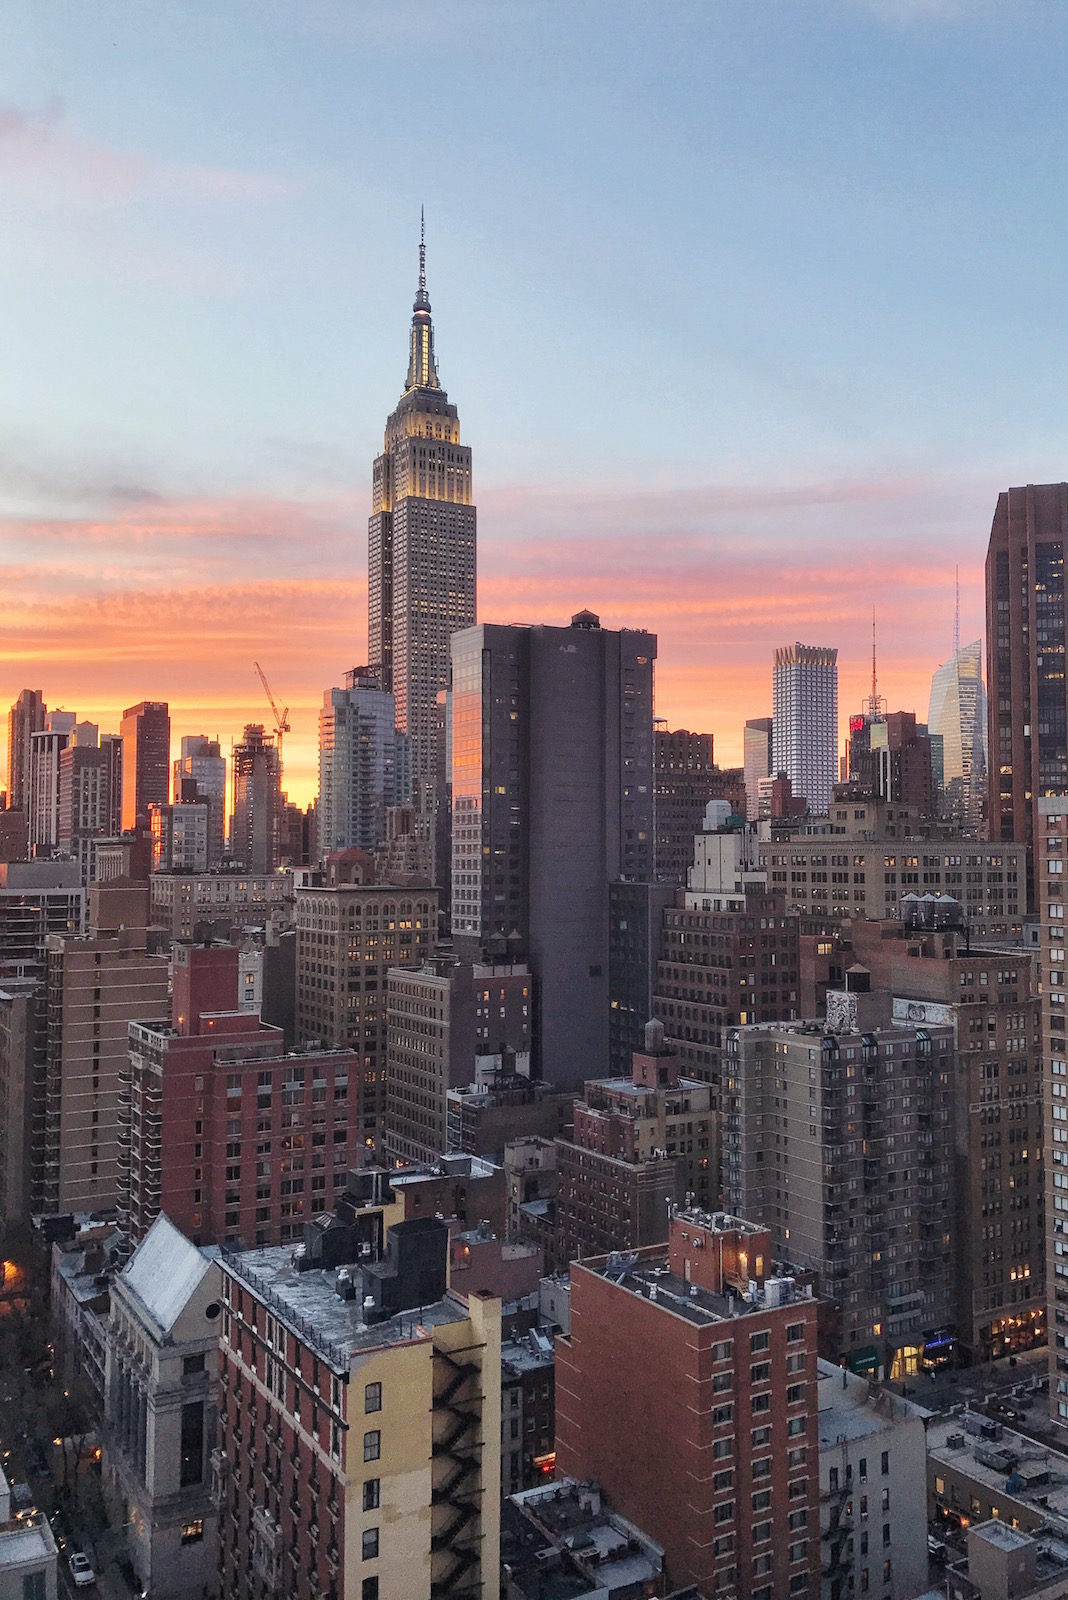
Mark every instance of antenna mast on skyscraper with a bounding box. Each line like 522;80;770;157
419;204;426;294
953;565;960;660
863;606;886;722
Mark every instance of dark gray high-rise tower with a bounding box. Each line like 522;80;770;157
450;611;656;1087
986;483;1068;893
368;217;476;791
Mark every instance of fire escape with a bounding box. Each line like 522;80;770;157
430;1339;486;1599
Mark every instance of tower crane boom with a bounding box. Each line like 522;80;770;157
253;661;291;758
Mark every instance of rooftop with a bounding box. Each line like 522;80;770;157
502;1330;554;1376
927;1408;1068;1537
0;1517;57;1570
817;1358;930;1445
974;1518;1032;1552
585;1074;707;1102
390;1153;498;1185
119;1213;218;1335
221;1244;469;1372
584;1252;811;1327
507;1479;663;1599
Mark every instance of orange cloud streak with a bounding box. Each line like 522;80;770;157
0;474;988;807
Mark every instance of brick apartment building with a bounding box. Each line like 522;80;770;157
214;1216;501;1600
295;850;437;1151
726;977;957;1375
556;1205;820;1599
848;910;1044;1362
760;797;1026;939
555;1020;714;1263
150;869;294;943
43;881;169;1214
383;953;531;1166
653;808;801;1100
117;942;365;1249
1038;797;1068;1423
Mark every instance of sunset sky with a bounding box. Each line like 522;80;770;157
3;2;1067;806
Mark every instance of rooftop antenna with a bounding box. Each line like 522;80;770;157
953;565;960;660
862;606;886;722
419;205;426;295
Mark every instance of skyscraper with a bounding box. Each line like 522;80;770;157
229;723;281;873
928;639;987;833
450;610;655;1086
173;735;226;866
652;726;717;883
27;711;77;856
120;701;171;831
7;689;46;815
987;483;1068;893
743;714;773;820
318;668;406;855
771;641;838;815
367;218;476;789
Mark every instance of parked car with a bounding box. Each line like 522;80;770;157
68;1551;96;1588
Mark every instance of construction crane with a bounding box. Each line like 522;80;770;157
254;661;291;763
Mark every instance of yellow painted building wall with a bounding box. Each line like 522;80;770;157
345;1337;433;1600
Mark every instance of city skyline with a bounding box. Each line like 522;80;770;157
3;2;1067;803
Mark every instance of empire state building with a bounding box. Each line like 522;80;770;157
368;219;476;788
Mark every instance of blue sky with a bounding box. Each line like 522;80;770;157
1;0;1064;794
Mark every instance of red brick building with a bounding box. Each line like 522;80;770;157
556;1207;821;1599
118;942;366;1249
554;1023;714;1263
213;1217;501;1600
654;885;801;1088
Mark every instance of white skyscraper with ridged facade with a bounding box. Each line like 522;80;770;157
772;641;838;815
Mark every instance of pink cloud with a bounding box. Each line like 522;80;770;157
0;102;295;205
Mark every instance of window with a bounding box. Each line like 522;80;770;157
21;1575;46;1600
363;1430;381;1462
786;1321;805;1342
179;1401;204;1488
750;1331;770;1352
365;1381;382;1414
881;1450;889;1476
183;1353;206;1376
362;1581;379;1600
180;1519;203;1544
362;1528;379;1561
363;1479;380;1511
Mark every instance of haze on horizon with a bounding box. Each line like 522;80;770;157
2;0;1066;805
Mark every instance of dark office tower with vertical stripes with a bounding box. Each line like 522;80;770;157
986;483;1068;904
450;610;656;1088
368;216;476;793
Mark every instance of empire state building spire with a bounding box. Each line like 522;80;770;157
405;207;440;393
368;216;476;793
